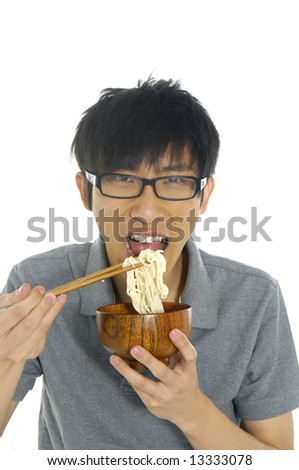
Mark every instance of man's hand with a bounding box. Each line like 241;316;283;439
0;283;67;363
110;329;294;450
109;329;203;428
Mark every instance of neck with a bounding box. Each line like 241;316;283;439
165;248;188;302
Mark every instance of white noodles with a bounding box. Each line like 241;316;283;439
122;249;169;314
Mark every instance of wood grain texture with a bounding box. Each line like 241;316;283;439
96;302;192;369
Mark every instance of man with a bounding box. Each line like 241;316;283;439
0;78;299;449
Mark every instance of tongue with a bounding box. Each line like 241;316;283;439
128;240;166;256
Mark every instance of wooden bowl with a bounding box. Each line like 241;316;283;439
96;302;192;369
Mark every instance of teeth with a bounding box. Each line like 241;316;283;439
130;235;165;243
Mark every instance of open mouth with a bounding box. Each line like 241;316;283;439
125;234;168;257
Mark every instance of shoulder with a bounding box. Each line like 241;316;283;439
18;243;92;263
9;243;92;291
199;248;278;297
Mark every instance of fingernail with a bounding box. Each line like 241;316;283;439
37;286;46;296
17;284;24;294
58;294;67;305
45;293;56;305
110;355;120;365
130;346;143;358
170;329;182;340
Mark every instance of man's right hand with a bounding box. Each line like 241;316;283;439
0;284;67;363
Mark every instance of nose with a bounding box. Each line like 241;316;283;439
129;185;166;222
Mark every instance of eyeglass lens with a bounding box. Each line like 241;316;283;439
100;174;197;199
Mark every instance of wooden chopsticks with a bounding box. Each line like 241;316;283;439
49;262;143;296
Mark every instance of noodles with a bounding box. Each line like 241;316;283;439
122;249;169;314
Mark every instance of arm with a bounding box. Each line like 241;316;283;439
0;283;67;435
0;360;23;435
2;400;19;433
110;330;294;450
180;393;293;450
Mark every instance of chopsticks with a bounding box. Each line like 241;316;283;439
49;262;143;296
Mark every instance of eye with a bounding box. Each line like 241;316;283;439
116;175;130;182
166;177;181;183
164;177;185;184
111;174;134;183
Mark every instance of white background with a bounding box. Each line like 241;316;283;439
0;0;298;451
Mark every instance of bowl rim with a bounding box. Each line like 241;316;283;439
96;301;191;316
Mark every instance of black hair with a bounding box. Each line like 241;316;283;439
71;78;220;207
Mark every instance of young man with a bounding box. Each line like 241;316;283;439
0;79;299;450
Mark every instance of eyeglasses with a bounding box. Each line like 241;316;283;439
85;171;207;201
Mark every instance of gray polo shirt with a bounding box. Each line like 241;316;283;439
3;238;299;449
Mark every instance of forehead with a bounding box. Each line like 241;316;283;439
135;147;199;175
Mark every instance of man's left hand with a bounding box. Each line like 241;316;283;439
109;329;202;428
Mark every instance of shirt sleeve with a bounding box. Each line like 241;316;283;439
234;283;299;420
2;266;43;402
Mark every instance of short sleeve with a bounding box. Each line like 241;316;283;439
2;266;43;402
234;283;299;420
2;265;22;295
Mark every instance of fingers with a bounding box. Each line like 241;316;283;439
168;329;197;367
110;330;196;383
110;332;200;424
110;345;176;394
110;354;159;396
126;330;196;376
0;286;47;330
0;284;67;362
168;351;182;369
7;294;67;362
0;283;32;311
7;293;66;345
131;346;174;382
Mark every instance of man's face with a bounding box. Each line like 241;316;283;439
77;149;214;282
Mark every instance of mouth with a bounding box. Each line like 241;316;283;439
125;234;168;257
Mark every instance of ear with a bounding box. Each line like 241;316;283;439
75;172;92;211
199;176;214;214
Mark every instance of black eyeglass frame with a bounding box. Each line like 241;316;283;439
85;170;207;201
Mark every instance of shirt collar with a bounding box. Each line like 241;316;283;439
181;238;217;329
80;237;217;329
80;237;116;317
